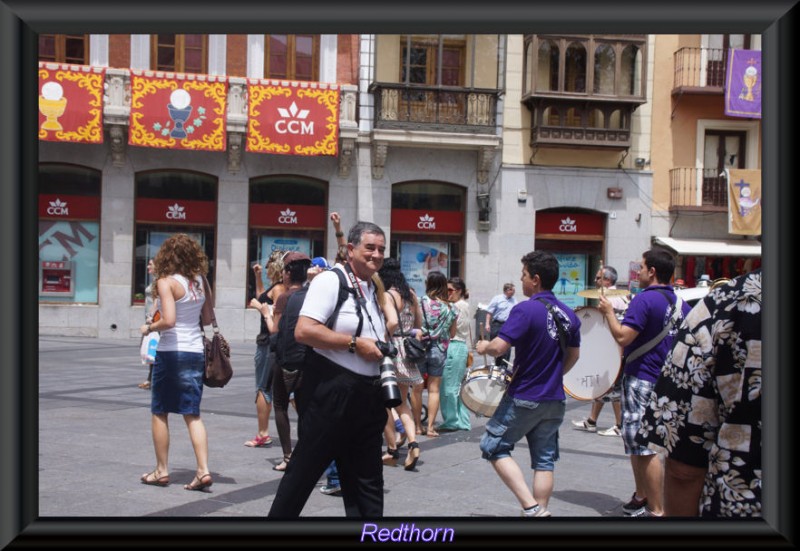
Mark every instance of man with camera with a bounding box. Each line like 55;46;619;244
268;221;394;518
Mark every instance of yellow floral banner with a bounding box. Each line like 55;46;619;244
129;72;227;151
38;63;104;144
247;80;339;156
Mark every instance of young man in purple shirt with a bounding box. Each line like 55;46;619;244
598;247;692;517
476;251;581;517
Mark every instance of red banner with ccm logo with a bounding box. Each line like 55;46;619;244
136;198;216;225
249;204;327;229
247;80;339;156
535;212;605;238
391;209;464;234
39;194;101;220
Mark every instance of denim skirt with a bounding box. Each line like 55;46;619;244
151;350;205;415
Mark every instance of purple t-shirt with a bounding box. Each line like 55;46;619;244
621;284;692;383
498;291;581;401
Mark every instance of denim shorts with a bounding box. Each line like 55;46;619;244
479;393;565;471
621;374;657;456
417;343;447;378
254;343;273;403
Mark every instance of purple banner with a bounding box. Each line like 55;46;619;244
725;49;761;119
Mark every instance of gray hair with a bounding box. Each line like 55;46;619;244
347;221;385;246
602;265;619;285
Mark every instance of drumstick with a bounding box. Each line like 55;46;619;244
599;259;605;298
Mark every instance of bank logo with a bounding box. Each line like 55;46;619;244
166;203;186;220
47;198;69;216
559;216;577;232
279;208;298;224
417;214;436;230
275;102;314;135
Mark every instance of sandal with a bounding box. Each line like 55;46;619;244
382;448;399;467
184;472;213;491
244;435;273;447
140;470;169;486
426;428;440;438
138;381;151;390
404;442;420;471
273;456;290;472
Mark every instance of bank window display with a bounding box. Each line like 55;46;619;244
247;176;327;302
132;171;217;304
390;181;464;298
38;164;101;304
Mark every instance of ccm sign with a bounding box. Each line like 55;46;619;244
391;209;463;234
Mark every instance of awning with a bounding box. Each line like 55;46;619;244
654;236;761;257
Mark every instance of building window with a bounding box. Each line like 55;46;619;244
133;171;217;304
38;164;101;304
593;43;616;95
400;35;465;86
151;34;208;74
265;35;319;81
39;34;88;64
536;39;559;92
565;42;587;93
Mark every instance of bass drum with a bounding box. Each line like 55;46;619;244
459;362;511;417
563;306;622;401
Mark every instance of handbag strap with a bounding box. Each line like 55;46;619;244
624;290;684;365
200;275;220;334
388;292;409;338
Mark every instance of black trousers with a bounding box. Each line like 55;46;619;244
268;352;387;518
490;319;511;367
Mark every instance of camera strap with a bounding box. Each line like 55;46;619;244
343;262;384;339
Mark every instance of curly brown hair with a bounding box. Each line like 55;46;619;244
151;233;209;299
266;250;285;285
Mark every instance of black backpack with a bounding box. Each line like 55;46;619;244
274;268;352;371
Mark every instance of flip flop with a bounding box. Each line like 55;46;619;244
426;429;440;438
244;435;273;447
272;457;290;472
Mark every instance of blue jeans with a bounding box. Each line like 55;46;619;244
479;393;565;471
325;461;340;487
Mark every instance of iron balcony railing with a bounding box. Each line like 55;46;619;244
670;167;728;209
673;47;727;91
371;83;499;134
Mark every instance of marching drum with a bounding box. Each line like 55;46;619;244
563;306;622;401
460;361;511;417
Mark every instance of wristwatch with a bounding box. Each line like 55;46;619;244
348;335;357;353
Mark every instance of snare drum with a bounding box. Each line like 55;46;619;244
563;306;622;401
459;362;511;417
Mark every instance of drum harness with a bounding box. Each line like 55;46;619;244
622;289;684;366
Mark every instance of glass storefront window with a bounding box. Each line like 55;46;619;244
38;164;101;304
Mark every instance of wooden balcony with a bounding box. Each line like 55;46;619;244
673;47;726;95
669;167;728;211
371;83;499;134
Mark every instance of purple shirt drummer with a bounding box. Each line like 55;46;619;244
499;290;581;401
620;284;692;383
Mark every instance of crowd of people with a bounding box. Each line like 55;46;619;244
137;222;762;520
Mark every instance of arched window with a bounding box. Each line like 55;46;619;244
608;109;623;129
588;109;604;128
565;107;582;127
621;45;641;96
542;106;560;126
593;43;616;94
536;40;559;92
565;42;586;93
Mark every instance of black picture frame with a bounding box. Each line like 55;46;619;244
2;1;795;547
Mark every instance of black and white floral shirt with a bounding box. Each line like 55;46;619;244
637;269;762;517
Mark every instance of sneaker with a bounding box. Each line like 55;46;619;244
622;493;648;515
571;418;597;432
629;507;660;518
521;504;551;517
598;425;622;437
319;484;342;496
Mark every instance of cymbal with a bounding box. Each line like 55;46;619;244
577;288;630;299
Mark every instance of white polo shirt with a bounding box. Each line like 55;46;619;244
299;266;386;377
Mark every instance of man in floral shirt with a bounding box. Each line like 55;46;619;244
637;269;762;517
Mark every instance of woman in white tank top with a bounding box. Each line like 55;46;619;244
138;233;213;492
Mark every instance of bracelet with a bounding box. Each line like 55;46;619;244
335;231;344;238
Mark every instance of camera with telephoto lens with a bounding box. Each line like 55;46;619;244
376;340;402;408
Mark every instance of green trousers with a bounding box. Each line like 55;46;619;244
439;340;472;430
